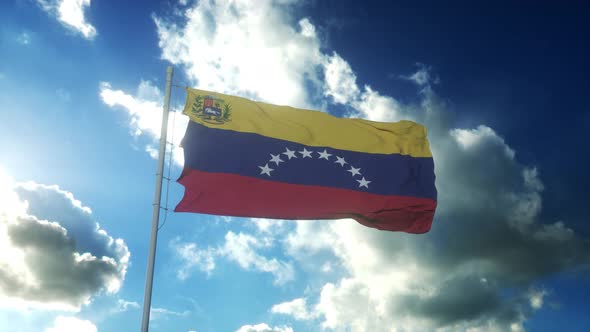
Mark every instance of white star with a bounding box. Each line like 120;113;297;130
335;156;347;166
347;166;362;176
357;177;371;188
269;154;283;165
283;147;297;159
258;164;274;176
317;149;332;160
299;148;313;158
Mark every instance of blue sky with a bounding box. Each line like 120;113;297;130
1;1;589;331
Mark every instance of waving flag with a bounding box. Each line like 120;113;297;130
175;88;437;233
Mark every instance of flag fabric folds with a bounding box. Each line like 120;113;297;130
175;88;437;233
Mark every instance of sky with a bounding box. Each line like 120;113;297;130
0;0;589;331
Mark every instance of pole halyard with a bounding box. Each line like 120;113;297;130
141;66;174;332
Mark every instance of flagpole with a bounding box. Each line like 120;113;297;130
141;65;174;332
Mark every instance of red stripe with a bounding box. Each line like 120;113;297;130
176;168;437;234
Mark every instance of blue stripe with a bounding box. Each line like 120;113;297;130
182;122;437;199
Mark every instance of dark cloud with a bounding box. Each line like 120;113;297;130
429;212;590;284
283;83;590;331
0;182;129;310
14;184;117;259
420;108;590;283
402;277;511;326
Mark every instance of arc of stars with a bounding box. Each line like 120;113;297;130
257;147;371;189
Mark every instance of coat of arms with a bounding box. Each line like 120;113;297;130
191;95;232;124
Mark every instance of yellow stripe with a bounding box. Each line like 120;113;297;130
183;88;432;157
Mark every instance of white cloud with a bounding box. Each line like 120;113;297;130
528;289;546;310
298;18;316;38
451;125;515;159
154;0;324;109
137;79;163;101
218;216;233;223
99;80;187;165
0;167;129;311
408;68;430;86
235;323;293;332
171;231;294;285
323;52;360;104
150;307;190;321
251;218;287;235
271;297;317;320
171;238;216;279
145;145;159;159
284;220;339;257
116;299;140;312
99;81;163;138
220;231;294;285
353;85;405;122
402;63;439;88
45;316;97;332
37;0;97;39
317;278;393;331
322;52;405;122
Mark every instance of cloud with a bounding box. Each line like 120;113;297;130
171;238;216;279
323;52;360;104
99;80;187;165
321;51;414;123
401;63;440;88
0;168;129;311
251;218;287;235
153;0;325;109
283;86;588;331
115;299;140;313
150;307;190;321
280;65;590;331
220;231;294;285
528;289;546;310
271;298;317;320
172;231;294;286
99;81;164;138
36;0;97;39
44;316;97;332
235;323;293;332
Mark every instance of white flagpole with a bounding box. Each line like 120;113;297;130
141;65;174;332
